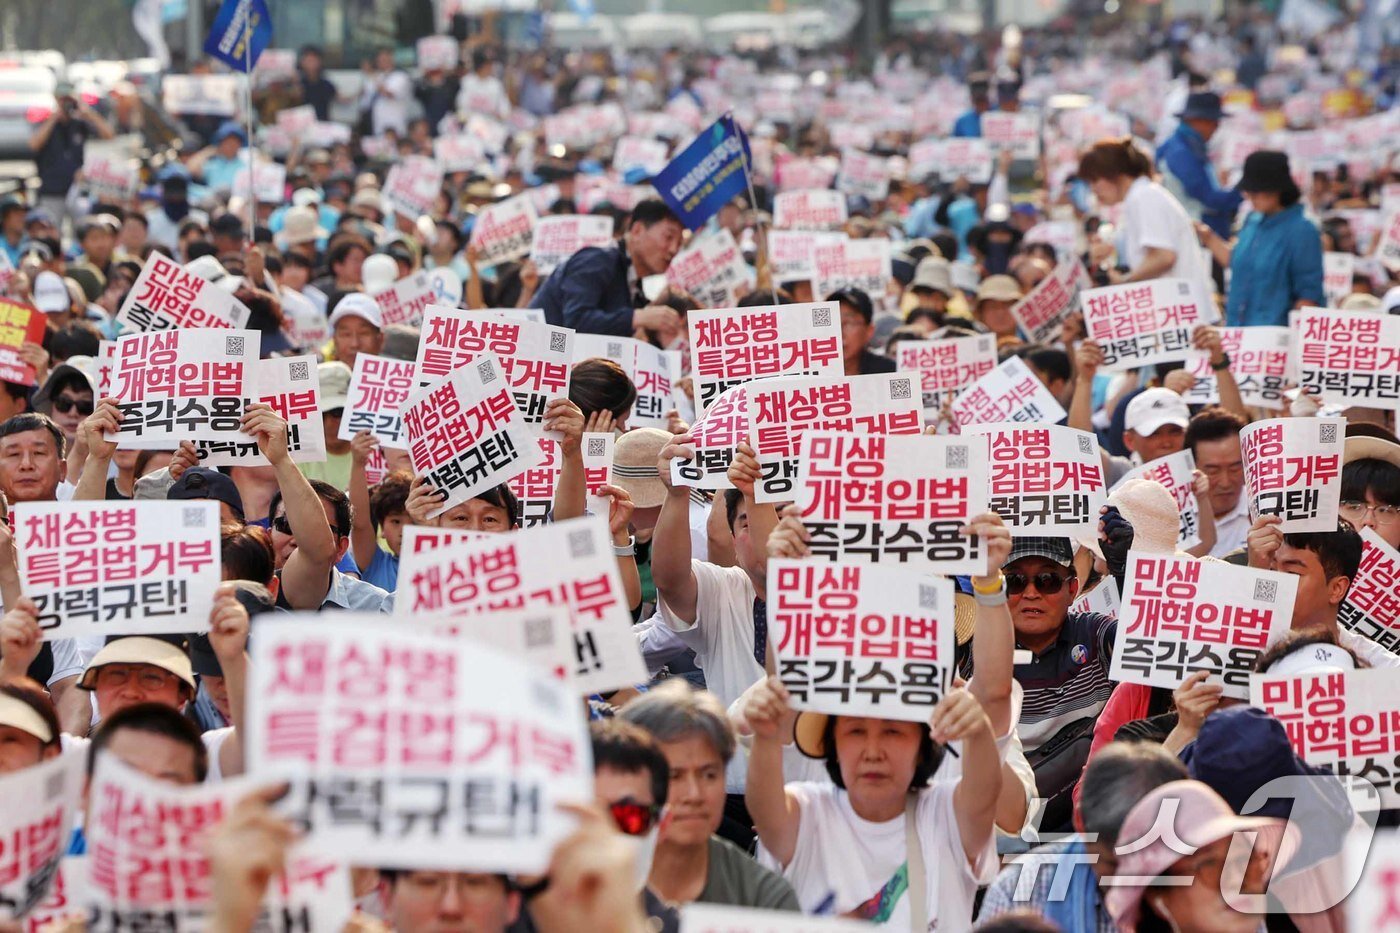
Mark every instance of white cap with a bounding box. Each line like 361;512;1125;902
361;254;399;293
1125;388;1190;436
328;292;383;331
32;271;70;313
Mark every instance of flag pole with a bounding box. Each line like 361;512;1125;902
730;111;769;295
242;0;256;245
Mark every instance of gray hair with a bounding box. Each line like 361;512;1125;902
617;679;737;765
1080;742;1188;845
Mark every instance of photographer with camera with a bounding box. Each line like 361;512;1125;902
29;79;114;233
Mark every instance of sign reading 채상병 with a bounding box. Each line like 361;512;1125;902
688;302;844;415
962;424;1106;539
896;334;998;418
1290;307;1400;411
1337;528;1400;655
1010;258;1090;346
1081;278;1213;371
950;356;1068;430
670;382;747;490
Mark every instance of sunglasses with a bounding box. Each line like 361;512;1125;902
608;798;662;837
1005;572;1070;596
52;397;94;416
272;514;346;538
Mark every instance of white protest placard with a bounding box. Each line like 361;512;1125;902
507;432;615;527
434;133;487;174
1252;667;1400;808
1111;450;1203;549
107;329;260;445
1070;576;1120;621
193;354;326;467
395;514;647;693
1024;221;1080;260
775;157;835;192
770;558;956;720
15;500;219;640
767;230;836;283
670;383;746;490
612;135;670;176
161;74;238;116
1182;326;1291;410
1324;251;1355;307
230;160;286;203
253;48;297;85
750;373;924;503
1011;258;1090;346
571;333;682;430
687;302;843;415
963;424;1106;538
0;752;84;922
666;229;750;310
835;149;890;201
924;138;994;184
472;194;538;267
794;431;988;574
950;356;1067;431
116;253;252;331
371;269;437;327
383;155;444;219
339;353;416;448
402;352;544;519
417;603;576;684
681;905;873;933
1240;417;1344;533
1290;308;1400;411
416;34;458;70
1112;551;1296;699
981;111;1041;159
530;214;615;275
275;104;316;136
828;121;875;152
82;154;138;204
427;266;464;307
306;121;351;148
399;524;489;557
246;617;592;872
812;237;891;299
896;333;997;418
1082;278;1214;370
774;189;848;231
1378;208;1400;274
1338;529;1400;656
416;305;573;434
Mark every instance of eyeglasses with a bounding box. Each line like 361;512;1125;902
608;798;662;836
95;665;178;691
271;513;345;538
1340;501;1400;525
1005;572;1070;596
52;397;94;416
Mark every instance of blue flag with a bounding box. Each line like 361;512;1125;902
651;114;751;230
203;0;272;73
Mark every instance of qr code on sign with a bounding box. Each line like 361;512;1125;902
947;444;968;469
1320;422;1337;444
1177;281;1191;297
524;615;555;648
549;331;568;353
919;584;939;610
890;378;912;400
812;306;832;327
586;437;607;457
477;359;497;384
225;336;245;356
568;529;595;558
182;507;207;528
289;361;310;381
1078;435;1094;455
1254;579;1278;604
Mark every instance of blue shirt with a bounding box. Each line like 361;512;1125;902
1156;123;1242;240
201;152;249;192
360;546;399;593
952;109;983;138
1225;204;1324;328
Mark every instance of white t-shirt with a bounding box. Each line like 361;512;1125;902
1209;492;1252;558
757;781;997;931
932;682;1036;837
456;75;509;120
1119;177;1212;295
1339;627;1400;669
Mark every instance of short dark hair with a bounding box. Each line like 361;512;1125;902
49;324;101;364
281;250;315;271
1079;742;1188;845
0;679;61;750
590;719;670;808
1341;457;1400;509
1077;137;1153;182
0;413;65;458
270;479;353;538
827;288;874;324
627;199;681;231
472;483;519;529
327;236;371;272
87;702;209;781
1184;405;1249;453
737;288;792;307
569;358;637;421
1282;522;1363;586
221;523;276;585
821;715;943;791
134;448;175;478
1016;344;1072;385
723;488;744;532
370;470;413;529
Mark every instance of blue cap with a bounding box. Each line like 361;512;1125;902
578;159;605;176
212;121;248;146
25;207;55;226
622;167;651;186
157;162;192;183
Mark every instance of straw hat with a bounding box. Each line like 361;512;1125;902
612;428;671;509
1107;478;1182;555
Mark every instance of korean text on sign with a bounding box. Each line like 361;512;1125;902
105;329;260;444
688;302;843;415
194;354;326;467
950;356;1067;431
795;431;989;575
812;237;891;299
15;500;221;640
666;229;750;311
1011;258;1090;346
671;382;747;490
0;752;83;922
1112;552;1296;699
383;155;444;220
417;305;574;435
371;270;437;328
963;424;1106;538
773;190;848;231
1291;308;1400;411
401;352;544;520
530;214;615;275
1338;529;1400;655
571;333;681;430
472;195;539;268
394;515;647;695
749;373;924;503
507;433;615;527
1182;326;1290;410
1240;417;1344;533
1111;450;1203;549
340;353;417;449
770;559;955;721
0;299;49;386
416;604;576;684
1081;278;1213;370
115;252;251;332
896;334;997;416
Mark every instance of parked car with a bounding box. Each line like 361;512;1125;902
0;65;58;159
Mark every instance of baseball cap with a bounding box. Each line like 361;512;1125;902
78;636;196;691
33;357;98;413
910;257;953;296
319;360;352;410
1005;536;1074;569
975;274;1022;304
210;213;246;239
328;292;383;331
0;194;25;217
32;271;71;313
168;467;245;520
1124;387;1190;436
0;692;54;743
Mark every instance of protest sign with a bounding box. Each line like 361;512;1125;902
416;34;458;70
1323;251;1356;307
339;353;416;448
794;431;988;574
383;156;444;219
681;905;873;933
417;603;576;683
1023;221;1080;260
86;754;352;931
306;121;351;148
19;855;87;933
1081;278;1214;370
1291;308;1400;411
1337;529;1400;655
107;329;260;444
371;269;437;327
1071;576;1120;621
613;135;670;176
775;157;836;192
203;0;271;72
274;103;315;136
828;122;875;152
767;230;837;283
395;514;647;693
1112;551;1296;699
1112;450;1203;549
427;266;464;307
15;500;220;640
670;383;747;490
1240;417;1344;532
922;138;994;184
896;333;998;418
434;133;487;174
0;300;49;386
1345;829;1400;933
651;114;751;229
416;305;573;434
1379;208;1400;273
160;74;239;116
688;302;843;415
773;190;848;231
191;354;325;467
229;160;285;203
0;752;84;922
401;352;544;519
770;558;955;721
666;229;750;310
82;154;138;204
529;214;615;275
812;237;891;299
1010;258;1090;345
246;617;592;873
950;356;1068;431
835;149;891;201
507;432;615;526
253;47;296;84
0;252;13;297
115;253;252;331
571;333;681;430
981;111;1041;159
400;524;488;557
472;194;538;267
963;424;1106;538
1182;326;1291;410
523;183;563;216
1252;667;1400;808
750;373;924;503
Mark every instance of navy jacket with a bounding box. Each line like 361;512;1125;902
535;241;638;337
1156;123;1242;240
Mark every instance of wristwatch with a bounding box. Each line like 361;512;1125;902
1210;353;1231;372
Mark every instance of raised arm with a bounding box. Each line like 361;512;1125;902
1194;325;1249;422
73;398;122;501
247;404;335;609
937;689;1002;868
651;433;699;623
348;430;379;572
207;583;249;779
1067;341;1102;436
742;676;804;867
728;439;779;585
548;398;587;522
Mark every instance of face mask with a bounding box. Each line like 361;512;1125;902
985;241;1014;275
